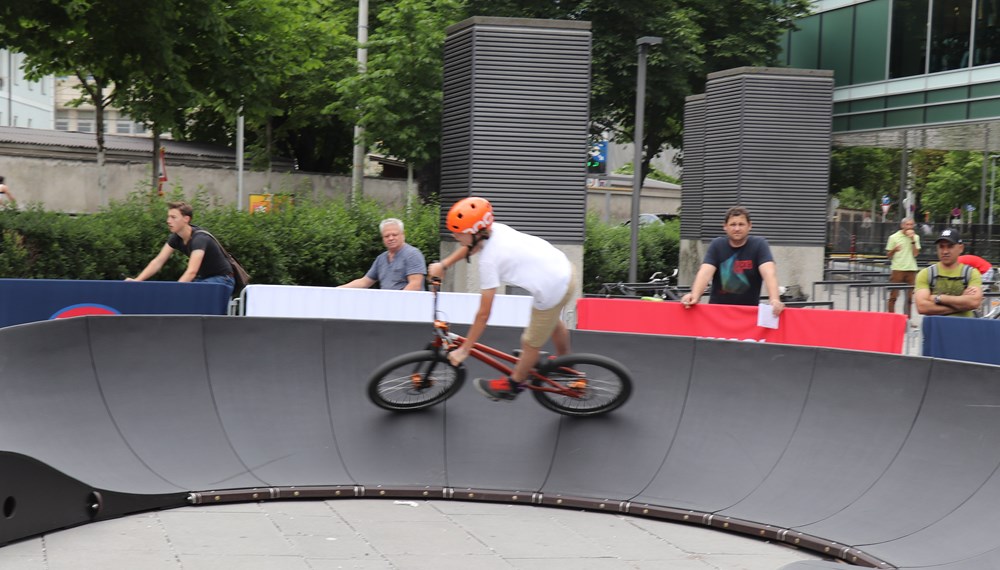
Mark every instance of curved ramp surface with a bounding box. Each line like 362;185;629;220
0;316;999;568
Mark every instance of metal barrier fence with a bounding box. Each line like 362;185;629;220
827;220;1000;260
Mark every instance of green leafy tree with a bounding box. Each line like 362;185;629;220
922;151;983;222
0;1;229;201
908;149;948;219
335;0;464;166
334;0;465;190
165;0;358;175
830;147;900;210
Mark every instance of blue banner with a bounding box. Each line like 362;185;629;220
0;279;230;328
922;315;1000;366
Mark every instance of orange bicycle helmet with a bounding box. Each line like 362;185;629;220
446;197;494;234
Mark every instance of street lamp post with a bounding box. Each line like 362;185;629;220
629;36;662;283
990;154;999;251
236;106;244;211
351;0;369;203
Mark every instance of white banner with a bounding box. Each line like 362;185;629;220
242;285;533;327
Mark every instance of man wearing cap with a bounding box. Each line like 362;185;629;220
914;228;983;317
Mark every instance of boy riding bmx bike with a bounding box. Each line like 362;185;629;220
427;197;574;401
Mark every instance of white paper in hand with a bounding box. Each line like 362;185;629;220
757;303;780;329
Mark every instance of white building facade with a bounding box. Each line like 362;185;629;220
0;49;55;129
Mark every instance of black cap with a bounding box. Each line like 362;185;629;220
936;228;962;244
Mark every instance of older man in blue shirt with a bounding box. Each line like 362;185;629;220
339;218;426;290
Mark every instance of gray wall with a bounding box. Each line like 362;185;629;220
0;154;410;213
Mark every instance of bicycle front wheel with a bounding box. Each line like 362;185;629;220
532;354;632;417
367;350;465;411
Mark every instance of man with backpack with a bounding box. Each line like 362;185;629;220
914;228;983;318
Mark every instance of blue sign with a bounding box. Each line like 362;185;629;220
587;140;608;173
0;279;230;328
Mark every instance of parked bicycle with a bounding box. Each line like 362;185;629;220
598;269;683;301
367;279;633;417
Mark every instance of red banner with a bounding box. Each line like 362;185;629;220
576;298;906;354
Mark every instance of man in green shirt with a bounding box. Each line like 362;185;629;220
914;228;983;318
885;217;920;317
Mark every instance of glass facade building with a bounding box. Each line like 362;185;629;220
782;0;1000;137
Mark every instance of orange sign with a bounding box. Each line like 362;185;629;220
249;193;293;214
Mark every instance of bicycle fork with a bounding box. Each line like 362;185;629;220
410;345;451;391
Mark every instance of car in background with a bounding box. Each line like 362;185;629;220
623;213;679;226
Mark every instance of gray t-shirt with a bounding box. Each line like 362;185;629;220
364;243;426;290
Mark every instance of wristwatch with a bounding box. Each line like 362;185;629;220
934;295;942;305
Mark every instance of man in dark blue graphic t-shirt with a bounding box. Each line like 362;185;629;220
680;206;784;316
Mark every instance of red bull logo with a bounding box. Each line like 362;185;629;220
50;304;121;320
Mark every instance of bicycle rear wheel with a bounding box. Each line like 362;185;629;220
532;353;632;417
367;350;465;411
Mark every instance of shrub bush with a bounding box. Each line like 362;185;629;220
0;191;441;286
583;213;680;293
0;192;679;294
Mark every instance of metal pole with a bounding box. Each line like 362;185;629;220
982;147;989;225
236;108;244;211
629;36;662;283
899;130;908;222
351;0;369;203
6;51;12;127
991;155;997;251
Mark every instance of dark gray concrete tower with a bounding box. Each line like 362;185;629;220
439;17;592;303
680;67;834;291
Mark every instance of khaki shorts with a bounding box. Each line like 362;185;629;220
521;268;575;348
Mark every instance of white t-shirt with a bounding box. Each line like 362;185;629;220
478;222;571;310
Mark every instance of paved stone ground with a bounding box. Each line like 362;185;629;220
0;500;830;570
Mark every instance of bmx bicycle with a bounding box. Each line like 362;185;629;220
598;269;683;301
366;279;633;417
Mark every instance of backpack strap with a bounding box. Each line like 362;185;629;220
929;263;973;290
194;229;226;253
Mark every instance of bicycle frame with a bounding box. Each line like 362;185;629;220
425;280;584;397
427;326;585;397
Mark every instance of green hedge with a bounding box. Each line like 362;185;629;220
0;191;441;286
0;192;679;291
